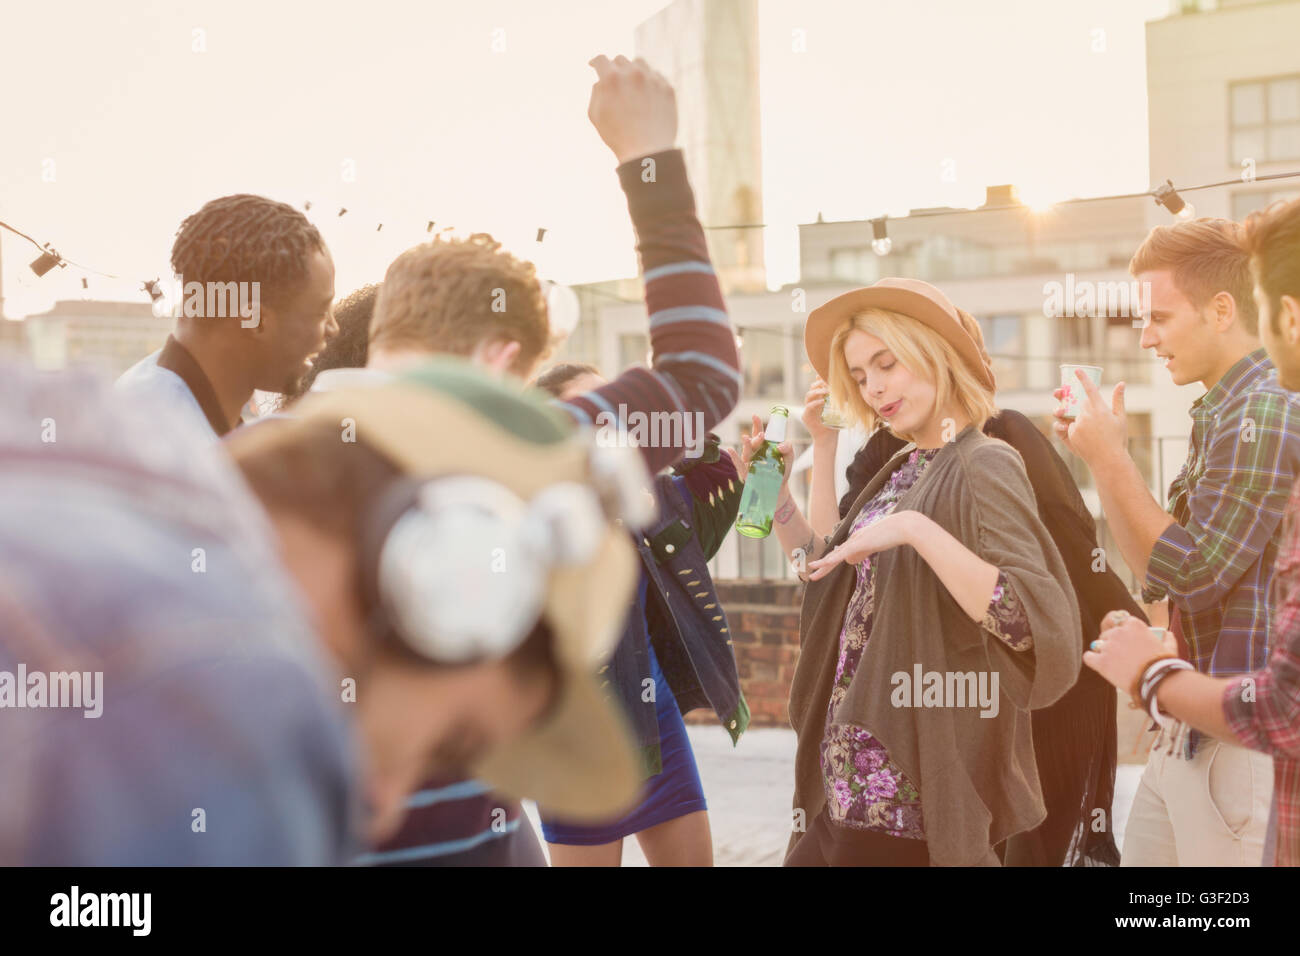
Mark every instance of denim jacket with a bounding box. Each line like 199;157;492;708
604;437;749;776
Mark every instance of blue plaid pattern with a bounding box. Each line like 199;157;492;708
1144;349;1300;675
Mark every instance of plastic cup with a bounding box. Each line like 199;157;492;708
819;397;851;430
1058;364;1102;419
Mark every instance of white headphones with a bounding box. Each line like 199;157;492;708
362;437;655;664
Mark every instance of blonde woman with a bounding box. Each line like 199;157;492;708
735;278;1080;866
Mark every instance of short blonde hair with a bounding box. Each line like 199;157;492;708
827;307;996;442
1129;219;1257;334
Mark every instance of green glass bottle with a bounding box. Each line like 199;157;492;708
736;405;789;538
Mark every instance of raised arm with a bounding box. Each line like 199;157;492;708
555;55;741;475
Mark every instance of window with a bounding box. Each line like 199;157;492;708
1056;311;1093;355
829;247;878;284
738;327;787;399
618;332;649;370
977;314;1025;390
1231;188;1300;222
1104;314;1149;386
1230;75;1300;164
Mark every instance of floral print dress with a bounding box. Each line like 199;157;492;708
821;447;1033;840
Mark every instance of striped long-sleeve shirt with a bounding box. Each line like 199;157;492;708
555;149;741;474
365;147;740;866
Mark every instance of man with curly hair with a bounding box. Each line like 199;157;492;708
116;194;339;439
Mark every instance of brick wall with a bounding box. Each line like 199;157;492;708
685;579;804;728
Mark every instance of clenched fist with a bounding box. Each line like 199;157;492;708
587;54;677;164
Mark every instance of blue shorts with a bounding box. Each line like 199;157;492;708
540;639;707;845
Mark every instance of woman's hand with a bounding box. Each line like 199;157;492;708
801;378;835;443
726;413;794;489
1083;612;1178;695
806;511;915;580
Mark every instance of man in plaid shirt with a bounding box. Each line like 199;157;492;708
1059;216;1300;866
1085;197;1300;867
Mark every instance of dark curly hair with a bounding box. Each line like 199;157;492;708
532;362;600;398
170;194;326;310
279;283;381;405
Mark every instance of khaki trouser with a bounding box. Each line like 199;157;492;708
1121;720;1273;866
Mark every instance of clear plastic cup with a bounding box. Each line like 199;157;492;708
819;396;851;430
1059;364;1102;419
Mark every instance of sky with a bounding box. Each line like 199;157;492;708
0;0;1171;318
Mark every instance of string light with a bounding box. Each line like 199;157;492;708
1153;179;1194;220
3;166;1295;308
870;217;892;256
29;249;63;277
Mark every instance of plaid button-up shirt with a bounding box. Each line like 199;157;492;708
1224;476;1300;867
1143;349;1300;675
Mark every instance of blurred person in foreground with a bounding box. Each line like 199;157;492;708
805;310;1143;866
1086;197;1300;867
0;359;645;864
533;362;745;866
279;54;742;866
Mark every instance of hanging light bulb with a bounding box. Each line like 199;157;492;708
870;218;891;256
29;249;62;277
542;280;580;337
1153;179;1192;219
144;279;172;318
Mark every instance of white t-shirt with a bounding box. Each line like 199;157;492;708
115;349;219;442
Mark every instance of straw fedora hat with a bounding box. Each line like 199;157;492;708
804;277;996;392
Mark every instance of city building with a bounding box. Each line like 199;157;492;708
1147;0;1300;222
584;0;1300;585
9;299;168;377
635;0;766;295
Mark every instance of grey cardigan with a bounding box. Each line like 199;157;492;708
787;425;1081;866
